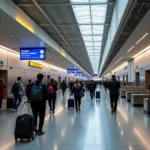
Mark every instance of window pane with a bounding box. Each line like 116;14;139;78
79;25;92;34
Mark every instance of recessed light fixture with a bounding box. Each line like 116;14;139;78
132;45;150;58
127;46;134;53
10;34;14;37
136;33;148;45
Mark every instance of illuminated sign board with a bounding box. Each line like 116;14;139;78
29;61;43;69
67;69;77;74
20;48;46;60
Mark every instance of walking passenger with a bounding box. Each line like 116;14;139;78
0;78;6;108
108;75;120;114
88;80;95;99
30;73;47;135
25;79;33;104
61;80;67;95
47;78;58;113
71;80;83;112
12;77;25;111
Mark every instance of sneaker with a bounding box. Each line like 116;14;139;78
52;110;55;113
49;109;52;113
38;131;45;136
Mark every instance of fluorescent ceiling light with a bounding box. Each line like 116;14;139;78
132;45;150;58
136;33;148;45
127;46;134;53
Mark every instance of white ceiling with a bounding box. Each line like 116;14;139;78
102;9;150;76
0;8;77;70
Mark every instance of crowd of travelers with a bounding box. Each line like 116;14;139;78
0;73;122;136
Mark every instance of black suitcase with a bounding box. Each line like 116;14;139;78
14;114;34;142
96;91;100;99
68;98;74;108
7;98;14;109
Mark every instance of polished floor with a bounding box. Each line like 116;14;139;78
0;86;150;150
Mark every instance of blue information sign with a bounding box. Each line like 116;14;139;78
67;69;77;74
20;48;46;60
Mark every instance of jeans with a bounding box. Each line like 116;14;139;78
14;94;22;110
75;96;81;111
48;94;56;111
31;102;46;132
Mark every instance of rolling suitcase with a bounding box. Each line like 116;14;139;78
96;91;100;100
14;104;34;142
68;97;74;108
7;95;14;109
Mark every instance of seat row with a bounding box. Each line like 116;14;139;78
120;86;150;114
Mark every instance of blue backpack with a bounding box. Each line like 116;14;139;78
30;83;43;102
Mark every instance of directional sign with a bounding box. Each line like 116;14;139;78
20;48;46;60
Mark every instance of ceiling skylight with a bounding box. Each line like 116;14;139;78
71;0;108;73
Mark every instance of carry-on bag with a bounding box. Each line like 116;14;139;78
7;94;14;109
96;91;100;100
68;97;74;108
14;103;34;142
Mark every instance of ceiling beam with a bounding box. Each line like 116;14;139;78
39;23;109;26
17;2;115;7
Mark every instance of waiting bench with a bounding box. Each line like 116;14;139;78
144;98;150;114
131;94;150;106
126;90;149;102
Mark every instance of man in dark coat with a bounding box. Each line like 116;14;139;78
108;75;120;114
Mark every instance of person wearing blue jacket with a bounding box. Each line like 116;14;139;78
71;80;83;112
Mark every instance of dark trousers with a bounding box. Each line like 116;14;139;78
110;98;118;111
90;91;94;99
62;89;66;95
26;94;30;103
48;95;56;111
14;94;22;110
75;96;81;110
0;96;3;108
31;102;46;132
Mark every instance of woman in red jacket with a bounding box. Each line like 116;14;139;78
0;78;6;108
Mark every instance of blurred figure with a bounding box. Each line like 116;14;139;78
88;80;95;100
71;80;83;112
69;81;74;93
47;78;58;113
61;80;67;95
0;78;6;108
25;79;34;104
108;75;120;114
104;80;108;91
12;77;25;111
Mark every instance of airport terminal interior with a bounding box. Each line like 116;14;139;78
0;0;150;150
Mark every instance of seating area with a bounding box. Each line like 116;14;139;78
120;86;150;114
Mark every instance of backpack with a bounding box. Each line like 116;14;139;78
12;82;20;95
30;83;43;102
48;85;54;94
0;82;3;91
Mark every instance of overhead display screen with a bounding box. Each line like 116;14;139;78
67;69;77;74
20;48;46;60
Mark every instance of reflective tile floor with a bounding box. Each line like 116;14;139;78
0;86;150;150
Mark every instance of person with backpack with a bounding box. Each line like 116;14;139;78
25;79;34;104
47;78;58;113
12;77;25;111
30;73;47;135
0;78;6;108
71;80;83;112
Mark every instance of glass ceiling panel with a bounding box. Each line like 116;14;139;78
71;0;108;73
79;25;92;34
93;36;102;41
